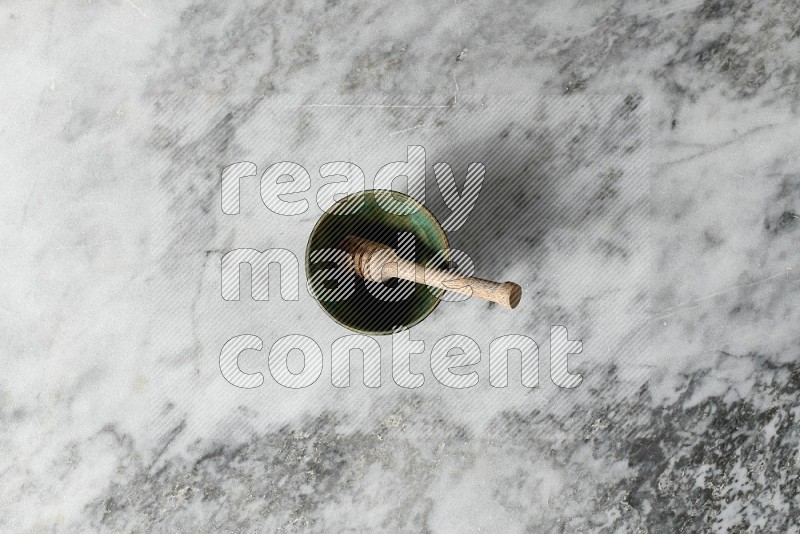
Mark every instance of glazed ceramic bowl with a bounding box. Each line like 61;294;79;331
305;190;449;335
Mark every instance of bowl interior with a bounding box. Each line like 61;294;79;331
306;190;449;335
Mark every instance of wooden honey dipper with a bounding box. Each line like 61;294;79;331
340;235;522;309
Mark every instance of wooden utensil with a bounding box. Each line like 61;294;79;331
341;235;522;309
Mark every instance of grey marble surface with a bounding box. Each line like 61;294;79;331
2;0;800;531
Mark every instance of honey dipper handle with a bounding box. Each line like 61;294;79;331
340;236;522;309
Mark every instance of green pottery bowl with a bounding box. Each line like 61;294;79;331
306;190;449;335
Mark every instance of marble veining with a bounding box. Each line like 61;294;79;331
1;0;799;531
